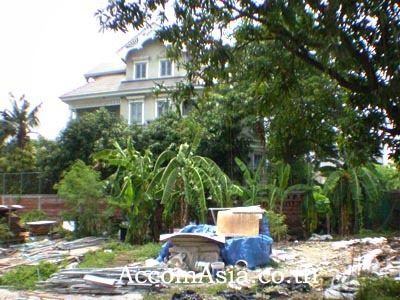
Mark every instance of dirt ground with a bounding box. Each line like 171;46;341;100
0;238;398;299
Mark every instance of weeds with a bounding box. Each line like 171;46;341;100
0;261;58;290
356;277;400;300
78;240;162;268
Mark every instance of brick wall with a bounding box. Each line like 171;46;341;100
281;192;304;238
1;195;65;220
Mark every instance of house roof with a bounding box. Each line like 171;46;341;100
60;74;125;100
84;58;126;80
60;75;188;101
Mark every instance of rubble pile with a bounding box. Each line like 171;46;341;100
37;265;168;295
0;236;108;273
324;236;400;299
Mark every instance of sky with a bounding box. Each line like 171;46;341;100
0;0;131;140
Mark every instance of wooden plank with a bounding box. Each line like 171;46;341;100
83;274;121;287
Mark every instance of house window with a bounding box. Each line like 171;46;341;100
129;101;144;125
156;100;169;117
160;59;172;77
134;62;147;79
182;99;194;116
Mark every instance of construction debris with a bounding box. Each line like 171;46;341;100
0;204;25;245
0;236;108;273
25;220;57;236
308;233;333;241
37;266;168;295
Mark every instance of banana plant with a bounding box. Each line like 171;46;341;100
323;163;381;236
266;162;312;215
148;141;241;227
234;157;268;206
94;139;156;243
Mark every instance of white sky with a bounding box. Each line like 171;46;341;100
0;0;131;140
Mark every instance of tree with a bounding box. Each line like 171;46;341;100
55;160;112;237
194;87;252;181
130;111;204;156
97;0;400;161
0;94;41;149
48;108;131;184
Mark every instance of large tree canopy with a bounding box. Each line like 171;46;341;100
97;0;400;160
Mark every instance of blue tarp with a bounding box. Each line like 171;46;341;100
220;234;272;269
157;213;273;269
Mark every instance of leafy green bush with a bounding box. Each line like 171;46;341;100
55;160;113;238
0;261;58;290
265;210;288;241
356;277;400;300
19;209;47;225
0;221;13;244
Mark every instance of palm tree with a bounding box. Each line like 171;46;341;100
149;141;240;228
0;94;41;148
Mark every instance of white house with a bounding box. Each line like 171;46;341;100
60;29;264;169
61;28;195;124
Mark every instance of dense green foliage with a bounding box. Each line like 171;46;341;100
0;261;58;290
48;108;131;182
0;220;13;245
55;160;113;237
323;162;381;235
19;209;47;225
356;277;400;300
0;95;41;176
94;141;157;244
149;140;240;227
97;0;400;162
2;0;400;243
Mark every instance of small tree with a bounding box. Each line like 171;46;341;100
55;160;112;237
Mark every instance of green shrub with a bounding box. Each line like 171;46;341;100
19;209;47;225
0;221;13;244
356;277;400;300
55;160;113;237
0;261;58;290
265;210;288;241
79;250;116;268
78;241;162;268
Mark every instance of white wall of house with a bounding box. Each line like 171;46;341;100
125;39;186;81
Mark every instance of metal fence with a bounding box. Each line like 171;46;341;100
0;172;55;195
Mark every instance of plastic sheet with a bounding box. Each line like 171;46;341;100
221;234;273;269
157;213;273;269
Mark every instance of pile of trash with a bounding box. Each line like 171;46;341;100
1;206;399;299
324;236;400;299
